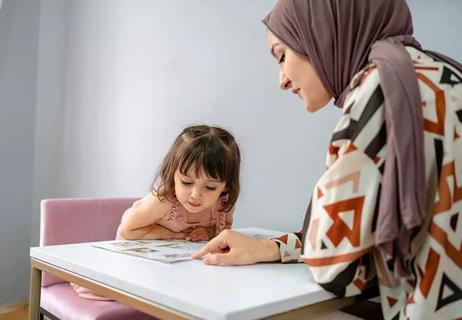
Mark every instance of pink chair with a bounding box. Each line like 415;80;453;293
39;198;156;320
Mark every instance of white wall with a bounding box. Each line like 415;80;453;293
32;0;339;243
0;0;40;304
31;0;67;249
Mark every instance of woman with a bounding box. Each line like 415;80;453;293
193;0;462;319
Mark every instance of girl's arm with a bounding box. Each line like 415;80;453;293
125;223;190;240
118;193;174;240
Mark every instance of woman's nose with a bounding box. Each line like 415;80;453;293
279;70;291;90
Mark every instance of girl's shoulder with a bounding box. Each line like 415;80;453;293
134;190;174;219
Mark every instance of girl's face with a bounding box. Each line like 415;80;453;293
266;31;332;112
174;168;226;214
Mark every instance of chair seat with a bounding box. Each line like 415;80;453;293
41;283;157;320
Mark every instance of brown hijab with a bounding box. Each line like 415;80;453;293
263;0;462;279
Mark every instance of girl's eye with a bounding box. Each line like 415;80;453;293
205;186;217;191
278;53;285;64
181;180;193;186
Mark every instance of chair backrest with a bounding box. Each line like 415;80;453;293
40;197;138;287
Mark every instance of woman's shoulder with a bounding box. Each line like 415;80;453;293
348;47;462;109
344;46;462;117
405;45;458;73
405;46;462;100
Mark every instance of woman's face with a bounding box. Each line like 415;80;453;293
266;31;332;112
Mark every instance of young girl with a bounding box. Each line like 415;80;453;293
117;124;241;242
72;124;241;300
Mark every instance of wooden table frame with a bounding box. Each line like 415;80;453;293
29;257;368;320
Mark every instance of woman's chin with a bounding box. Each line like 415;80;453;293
304;99;330;113
305;102;319;113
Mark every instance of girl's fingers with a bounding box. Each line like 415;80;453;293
192;234;207;242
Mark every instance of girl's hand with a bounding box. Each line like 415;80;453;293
185;226;214;242
191;230;281;265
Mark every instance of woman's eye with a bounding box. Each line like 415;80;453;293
205;186;217;191
181;180;193;186
278;53;285;64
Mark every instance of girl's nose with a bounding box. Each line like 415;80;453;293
279;70;291;90
190;187;201;199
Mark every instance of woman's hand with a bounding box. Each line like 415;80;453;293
185;226;214;242
191;230;281;265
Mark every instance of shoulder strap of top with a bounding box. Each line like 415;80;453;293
170;196;184;221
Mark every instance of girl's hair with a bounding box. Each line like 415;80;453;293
151;125;240;212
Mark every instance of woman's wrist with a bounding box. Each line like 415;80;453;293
258;239;281;262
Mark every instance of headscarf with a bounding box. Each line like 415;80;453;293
263;0;462;279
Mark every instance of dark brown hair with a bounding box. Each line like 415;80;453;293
152;125;240;212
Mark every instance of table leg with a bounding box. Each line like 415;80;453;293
28;262;42;320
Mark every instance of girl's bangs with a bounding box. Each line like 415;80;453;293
178;143;226;182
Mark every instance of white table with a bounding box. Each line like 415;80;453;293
29;228;362;320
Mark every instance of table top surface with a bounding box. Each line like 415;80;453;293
31;228;334;320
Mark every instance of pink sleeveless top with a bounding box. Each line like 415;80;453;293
156;195;231;235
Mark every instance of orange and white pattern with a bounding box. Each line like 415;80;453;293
275;47;462;319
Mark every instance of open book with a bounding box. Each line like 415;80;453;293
92;227;286;264
93;239;204;263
